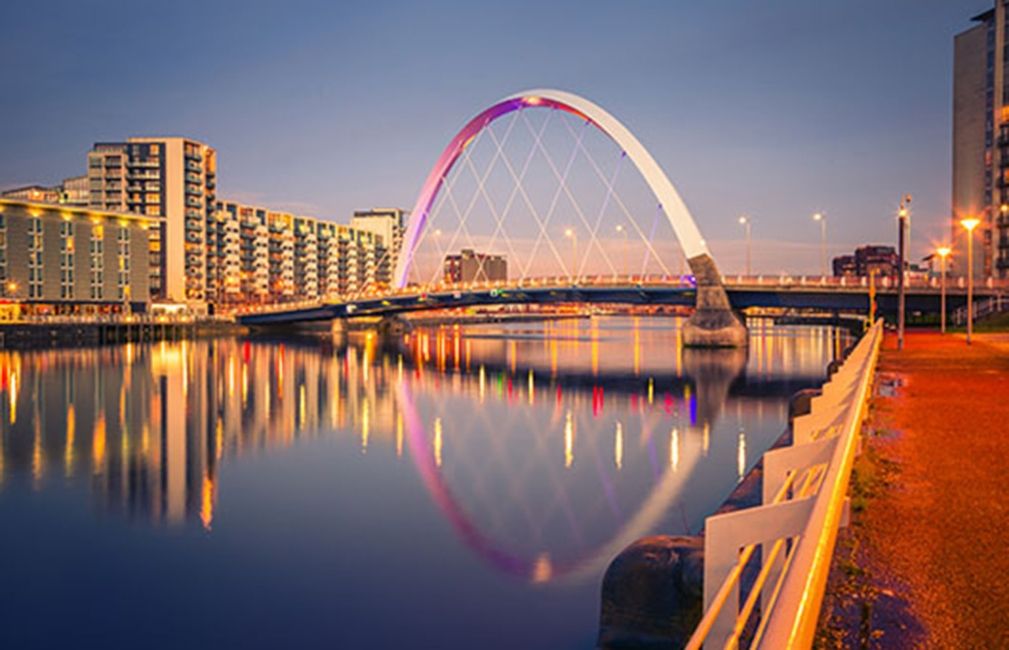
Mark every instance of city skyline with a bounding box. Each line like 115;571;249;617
0;0;986;273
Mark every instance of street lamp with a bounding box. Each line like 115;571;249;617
812;212;827;276
738;216;752;276
960;217;980;344
4;280;16;297
896;197;910;350
615;224;630;280
564;227;578;283
936;246;952;334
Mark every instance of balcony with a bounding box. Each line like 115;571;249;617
185;160;202;172
185;184;202;196
185;150;203;162
185;196;203;208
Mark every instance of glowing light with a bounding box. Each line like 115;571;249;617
361;400;370;454
738;430;747;479
92;412;107;474
32;420;44;483
200;476;215;531
670;428;679;471
528;369;535;405
960;217;981;233
433;417;443;468
564;410;575;469
614;422;623;470
396;412;404;458
65;406;79;473
8;371;17;424
524;96;543;106
936;246;952;259
531;552;553;583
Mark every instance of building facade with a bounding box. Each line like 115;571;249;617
954;4;1009;278
443;249;508;284
0;199;156;314
87;137;217;303
831;245;898;279
350;208;405;273
213;200;391;306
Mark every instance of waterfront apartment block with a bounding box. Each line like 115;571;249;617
954;3;1009;278
351;208;405;268
0;199;156;315
87;137;217;303
213;200;392;305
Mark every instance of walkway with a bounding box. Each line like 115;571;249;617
824;331;1009;647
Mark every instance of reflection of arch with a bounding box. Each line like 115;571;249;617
393;89;712;288
395;381;702;584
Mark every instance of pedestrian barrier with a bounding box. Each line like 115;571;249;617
685;319;883;649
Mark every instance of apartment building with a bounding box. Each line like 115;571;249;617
0;198;156;313
351;208;405;271
213;200;392;306
953;3;1009;278
87;137;217;302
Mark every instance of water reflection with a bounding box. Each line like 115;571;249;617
0;317;849;587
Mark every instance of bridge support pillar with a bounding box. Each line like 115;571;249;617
684;254;748;348
377;315;412;337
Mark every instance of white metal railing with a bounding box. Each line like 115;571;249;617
951;294;1007;326
686;319;883;650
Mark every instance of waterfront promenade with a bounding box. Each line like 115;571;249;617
827;331;1009;646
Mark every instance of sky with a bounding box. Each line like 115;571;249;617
0;0;988;273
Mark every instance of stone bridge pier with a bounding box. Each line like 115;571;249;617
684;254;748;348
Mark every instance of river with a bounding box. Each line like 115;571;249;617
0;316;850;649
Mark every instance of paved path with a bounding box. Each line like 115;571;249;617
860;331;1009;647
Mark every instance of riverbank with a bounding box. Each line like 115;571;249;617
0;320;245;349
818;331;1009;647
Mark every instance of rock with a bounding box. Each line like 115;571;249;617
598;535;704;649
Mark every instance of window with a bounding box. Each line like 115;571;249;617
90;224;104;300
117;226;130;300
60;220;75;300
28;217;43;299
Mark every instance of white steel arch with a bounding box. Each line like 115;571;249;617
394;89;711;288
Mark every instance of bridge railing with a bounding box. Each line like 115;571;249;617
685;319;883;650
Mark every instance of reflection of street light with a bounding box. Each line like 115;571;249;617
564;227;578;283
615;224;629;279
961;217;980;344
936;246;951;334
812;212;827;276
738;216;751;276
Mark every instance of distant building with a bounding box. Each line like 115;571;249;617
1;184;62;204
443;249;507;284
0;198;156;313
832;255;857;278
88;137;218;303
60;175;89;206
832;245;898;278
953;4;1009;278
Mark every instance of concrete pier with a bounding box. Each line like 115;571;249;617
683;253;748;348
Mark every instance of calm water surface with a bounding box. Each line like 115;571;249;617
0;316;849;649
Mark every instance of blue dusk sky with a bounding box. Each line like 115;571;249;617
0;0;987;273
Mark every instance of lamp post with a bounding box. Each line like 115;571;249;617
897;197;910;350
615;224;629;280
961;217;980;344
812;212;827;277
738;215;751;276
564;227;578;284
936;246;951;334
